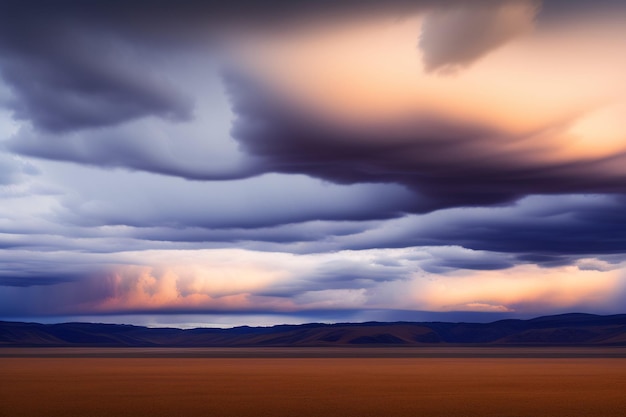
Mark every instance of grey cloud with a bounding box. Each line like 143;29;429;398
261;258;409;298
0;152;38;185
0;231;175;254
257;247;518;299
418;247;516;273
0;0;398;133
47;164;422;229
0;22;193;132
574;258;622;272
6;192;626;275
9;116;259;181
0;0;585;198
129;220;376;248
0;275;77;287
0;0;542;134
3;0;622;215
0;249;111;287
419;0;540;73
0;274;114;315
332;195;626;264
538;0;626;23
7;155;626;273
4;56;262;181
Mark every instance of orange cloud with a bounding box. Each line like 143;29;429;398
84;250;299;313
408;264;625;314
68;249;626;316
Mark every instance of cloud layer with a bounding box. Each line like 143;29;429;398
1;0;626;326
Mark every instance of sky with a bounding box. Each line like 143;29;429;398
1;0;626;328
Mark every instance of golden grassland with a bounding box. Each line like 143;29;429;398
1;348;626;417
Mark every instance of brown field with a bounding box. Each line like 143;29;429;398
2;348;626;417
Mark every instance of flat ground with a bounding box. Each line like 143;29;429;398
2;348;625;417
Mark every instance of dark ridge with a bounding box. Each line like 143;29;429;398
1;313;626;347
349;334;407;344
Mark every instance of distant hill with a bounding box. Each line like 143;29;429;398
1;313;626;347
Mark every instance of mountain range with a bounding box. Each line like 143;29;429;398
2;313;626;347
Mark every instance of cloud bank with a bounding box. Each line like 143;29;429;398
1;0;626;326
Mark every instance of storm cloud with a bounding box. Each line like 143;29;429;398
1;0;626;326
227;70;626;210
0;0;543;134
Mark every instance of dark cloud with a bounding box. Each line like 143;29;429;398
8;119;260;181
0;0;444;33
0;249;109;287
48;167;421;229
226;67;626;211
0;1;205;132
0;0;546;134
6;192;626;279
226;71;511;210
122;193;626;267
0;24;193;132
2;0;621;222
0;274;79;287
538;0;626;23
129;221;376;249
5;0;615;196
5;157;626;274
426;195;626;257
335;195;626;265
418;247;516;273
